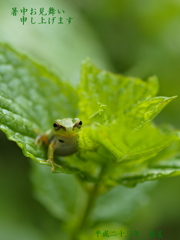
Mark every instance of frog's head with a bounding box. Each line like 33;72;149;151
53;118;82;136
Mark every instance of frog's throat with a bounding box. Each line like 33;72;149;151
54;132;78;138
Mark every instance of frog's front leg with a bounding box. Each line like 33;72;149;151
46;140;62;171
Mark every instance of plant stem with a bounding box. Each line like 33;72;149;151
71;167;105;240
80;181;99;231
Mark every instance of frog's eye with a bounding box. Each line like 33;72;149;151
53;122;66;131
53;122;60;131
73;120;82;130
53;123;58;128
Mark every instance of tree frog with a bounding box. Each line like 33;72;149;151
36;118;82;171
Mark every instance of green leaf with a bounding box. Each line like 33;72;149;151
30;162;85;222
78;60;159;122
91;181;155;224
31;160;156;231
0;44;180;189
0;43;78;164
103;135;180;187
76;60;180;187
126;96;177;130
114;158;180;187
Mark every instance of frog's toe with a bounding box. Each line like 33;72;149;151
54;162;62;170
40;158;62;171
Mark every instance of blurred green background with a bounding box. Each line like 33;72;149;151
1;0;180;239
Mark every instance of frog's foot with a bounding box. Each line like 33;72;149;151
46;158;62;171
35;134;49;146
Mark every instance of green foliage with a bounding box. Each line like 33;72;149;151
0;43;78;164
1;42;180;239
31;161;155;233
0;43;180;189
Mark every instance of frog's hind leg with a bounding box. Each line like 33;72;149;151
35;134;49;146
